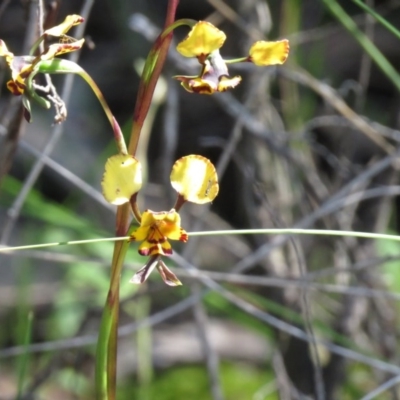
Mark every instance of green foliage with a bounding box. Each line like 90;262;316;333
376;231;400;294
118;363;275;400
1;175;99;234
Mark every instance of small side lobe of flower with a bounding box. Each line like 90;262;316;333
102;154;142;205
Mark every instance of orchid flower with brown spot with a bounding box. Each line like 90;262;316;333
174;20;289;94
0;15;84;121
101;154;219;286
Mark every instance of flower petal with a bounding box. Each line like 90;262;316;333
138;240;172;256
102;154;142;205
170;155;219;204
22;96;32;122
163;210;188;242
177;21;226;58
175;75;217;94
44;15;85;37
6;80;24;95
130;225;150;242
0;39;14;64
217;75;242;92
157;260;182;286
248;40;289;66
40;39;85;61
130;209;187;256
130;256;159;284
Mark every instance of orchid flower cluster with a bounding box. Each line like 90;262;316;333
0;15;289;286
101;153;219;286
0;15;85;122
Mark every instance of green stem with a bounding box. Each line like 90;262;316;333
4;228;400;253
16;312;33;400
352;0;400;41
323;0;400;92
224;56;249;64
29;36;45;56
95;239;130;399
106;280;120;399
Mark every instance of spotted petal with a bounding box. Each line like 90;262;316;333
170;155;219;204
102;154;142;205
175;75;217;94
138;240;173;257
40;39;85;61
44;15;84;37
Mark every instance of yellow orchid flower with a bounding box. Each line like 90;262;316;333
128;209;187;286
102;153;219;285
175;20;289;94
130;209;188;256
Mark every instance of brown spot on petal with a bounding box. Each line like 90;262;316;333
7;80;24;95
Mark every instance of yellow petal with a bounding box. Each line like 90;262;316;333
102;154;142;205
176;76;217;94
170;155;219;204
177;21;226;58
140;210;157;226
138;240;172;256
163;210;188;241
217;75;242;92
249;40;289;66
130;225;150;242
44;15;84;37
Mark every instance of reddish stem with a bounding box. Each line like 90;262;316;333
128;0;180;156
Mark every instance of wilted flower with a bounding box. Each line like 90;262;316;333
0;14;85;121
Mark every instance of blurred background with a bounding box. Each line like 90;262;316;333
2;0;400;399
